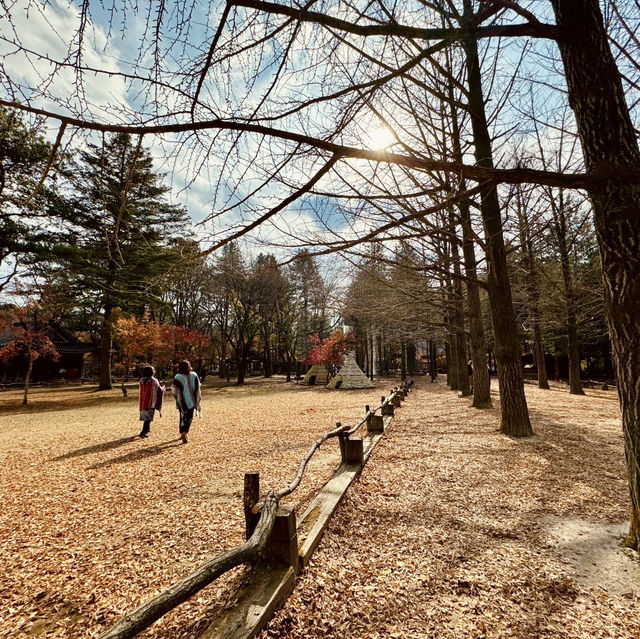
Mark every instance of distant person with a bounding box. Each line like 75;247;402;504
467;360;473;393
138;365;164;438
171;360;202;444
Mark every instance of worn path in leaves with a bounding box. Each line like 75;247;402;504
1;377;639;638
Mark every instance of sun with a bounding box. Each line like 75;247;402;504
365;125;396;150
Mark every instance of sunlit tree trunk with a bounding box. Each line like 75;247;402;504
22;347;32;406
98;302;114;390
447;80;491;406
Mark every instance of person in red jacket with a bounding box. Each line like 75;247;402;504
138;365;164;438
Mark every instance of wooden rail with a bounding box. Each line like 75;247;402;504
98;379;413;639
99;494;279;639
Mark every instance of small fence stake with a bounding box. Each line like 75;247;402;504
382;402;394;416
368;414;384;433
244;472;260;540
392;394;402;408
266;506;298;571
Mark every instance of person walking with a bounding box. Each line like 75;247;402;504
171;360;201;444
138;365;164;438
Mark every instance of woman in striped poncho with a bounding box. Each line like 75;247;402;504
138;365;164;438
171;360;201;444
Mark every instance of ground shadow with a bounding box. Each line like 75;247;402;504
52;436;138;461
89;439;183;469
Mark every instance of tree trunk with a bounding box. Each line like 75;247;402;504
445;340;457;389
22;348;32;406
515;187;549;390
99;303;114;390
451;219;470;397
556;213;585;395
400;339;407;382
462;14;532;436
448;84;491;407
532;323;549;390
430;340;438;382
364;331;370;378
551;0;640;547
236;357;246;385
407;340;416;376
263;329;272;378
460;201;491;405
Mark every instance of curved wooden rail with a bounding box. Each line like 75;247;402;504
97;379;413;639
98;493;279;639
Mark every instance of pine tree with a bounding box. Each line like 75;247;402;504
51;133;188;389
0;107;60;293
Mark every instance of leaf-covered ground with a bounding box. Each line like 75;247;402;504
0;377;378;638
261;379;640;639
1;376;638;638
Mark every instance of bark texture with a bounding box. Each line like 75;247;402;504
551;0;640;547
449;85;491;407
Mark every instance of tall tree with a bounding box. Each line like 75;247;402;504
549;0;640;548
50;133;187;389
0;107;61;293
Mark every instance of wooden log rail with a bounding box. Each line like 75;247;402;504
98;379;413;639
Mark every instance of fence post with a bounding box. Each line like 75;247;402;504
336;422;346;459
392;393;402;408
365;405;371;431
244;472;260;540
368;414;384;433
266;506;298;571
343;437;364;466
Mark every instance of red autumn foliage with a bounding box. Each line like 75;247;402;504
115;316;211;373
302;330;359;372
0;303;59;367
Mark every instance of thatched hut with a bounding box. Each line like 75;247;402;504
302;363;330;386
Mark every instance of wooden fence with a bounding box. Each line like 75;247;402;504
99;379;414;639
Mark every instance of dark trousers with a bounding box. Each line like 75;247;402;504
140;420;151;434
179;408;195;433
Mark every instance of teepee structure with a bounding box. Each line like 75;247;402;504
302;364;330;386
326;354;373;389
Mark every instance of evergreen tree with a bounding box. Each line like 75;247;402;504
0;107;61;293
49;133;188;389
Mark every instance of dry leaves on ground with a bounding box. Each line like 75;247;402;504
0;377;384;639
261;378;640;639
1;376;639;639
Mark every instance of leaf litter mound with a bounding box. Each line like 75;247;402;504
1;377;638;638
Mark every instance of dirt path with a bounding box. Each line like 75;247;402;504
260;379;640;639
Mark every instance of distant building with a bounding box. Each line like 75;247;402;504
0;325;96;383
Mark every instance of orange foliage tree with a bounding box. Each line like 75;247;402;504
116;317;212;378
115;315;161;380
